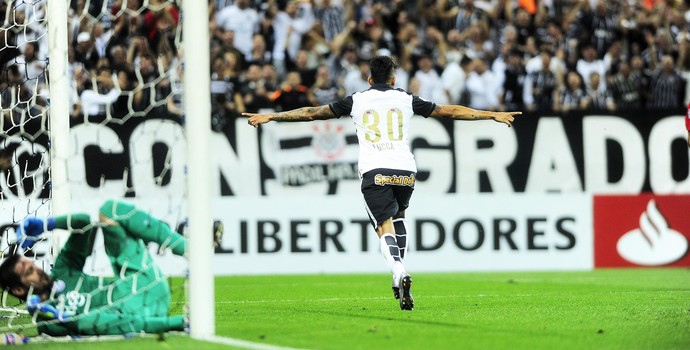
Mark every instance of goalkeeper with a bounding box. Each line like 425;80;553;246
0;199;187;336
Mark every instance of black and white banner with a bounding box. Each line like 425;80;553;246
2;112;686;200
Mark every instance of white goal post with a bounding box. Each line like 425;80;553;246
47;0;71;256
181;0;215;339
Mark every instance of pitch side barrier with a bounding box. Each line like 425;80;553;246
1;111;688;273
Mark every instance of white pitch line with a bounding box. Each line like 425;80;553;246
202;335;309;350
170;289;690;306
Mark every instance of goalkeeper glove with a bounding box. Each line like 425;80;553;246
26;295;71;322
17;217;56;249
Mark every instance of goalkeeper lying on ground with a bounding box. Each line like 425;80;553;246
0;200;187;335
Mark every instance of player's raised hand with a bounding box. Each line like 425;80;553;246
493;111;522;127
242;112;273;128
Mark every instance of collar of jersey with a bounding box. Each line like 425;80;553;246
369;83;394;91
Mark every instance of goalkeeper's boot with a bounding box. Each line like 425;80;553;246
399;274;414;310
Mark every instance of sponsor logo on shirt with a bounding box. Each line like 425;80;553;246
61;291;86;314
374;174;415;187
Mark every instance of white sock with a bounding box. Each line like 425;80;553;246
379;234;406;281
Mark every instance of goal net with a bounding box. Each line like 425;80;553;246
0;0;213;341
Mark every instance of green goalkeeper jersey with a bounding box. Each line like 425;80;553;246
37;201;186;336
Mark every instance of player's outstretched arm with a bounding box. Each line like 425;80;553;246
430;104;522;127
243;105;336;127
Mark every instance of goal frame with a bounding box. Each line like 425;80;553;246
46;0;215;339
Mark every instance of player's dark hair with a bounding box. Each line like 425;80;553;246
369;56;397;84
0;254;22;293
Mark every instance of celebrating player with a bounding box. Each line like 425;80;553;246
243;55;521;310
0;200;187;335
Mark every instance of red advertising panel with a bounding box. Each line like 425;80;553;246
594;195;690;267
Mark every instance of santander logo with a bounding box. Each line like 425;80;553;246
616;200;689;266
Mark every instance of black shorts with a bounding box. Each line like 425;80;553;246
360;168;416;229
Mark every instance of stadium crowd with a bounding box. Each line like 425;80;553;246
3;0;690;128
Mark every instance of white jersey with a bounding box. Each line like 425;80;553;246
329;83;436;174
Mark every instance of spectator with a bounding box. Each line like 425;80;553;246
585;72;614;111
648;55;685;110
357;17;396;62
133;52;162;111
441;50;466;104
343;57;370;95
576;44;606;91
310;64;344;105
523;50;558;112
262;64;280;94
240;63;273;113
513;8;536;48
13;41;46;85
603;40;625;77
215;0;259;60
245;33;273;67
610;61;643;111
554;71;588;113
141;1;179;56
491;43;512;88
334;43;359;78
630;54;652;106
314;0;352;42
500;49;526;111
92;23;112;59
641;30;667;71
537;19;566;54
216;29;246;70
112;69;137;119
413;54;447;104
210;56;230;129
269;0;315;79
270;71;312;111
465;58;500;110
79;67;121;120
222;50;244;82
420;26;448;67
1;65;35;125
588;0;617;58
289;49;318;88
73;32;100;71
462;23;494;62
678;30;690;105
165;62;184;118
107;45;130;74
447;0;486;36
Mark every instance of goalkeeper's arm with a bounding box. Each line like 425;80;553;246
21;214;97;272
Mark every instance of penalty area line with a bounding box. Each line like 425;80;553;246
203;335;309;350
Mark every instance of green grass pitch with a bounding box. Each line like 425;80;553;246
13;269;690;350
